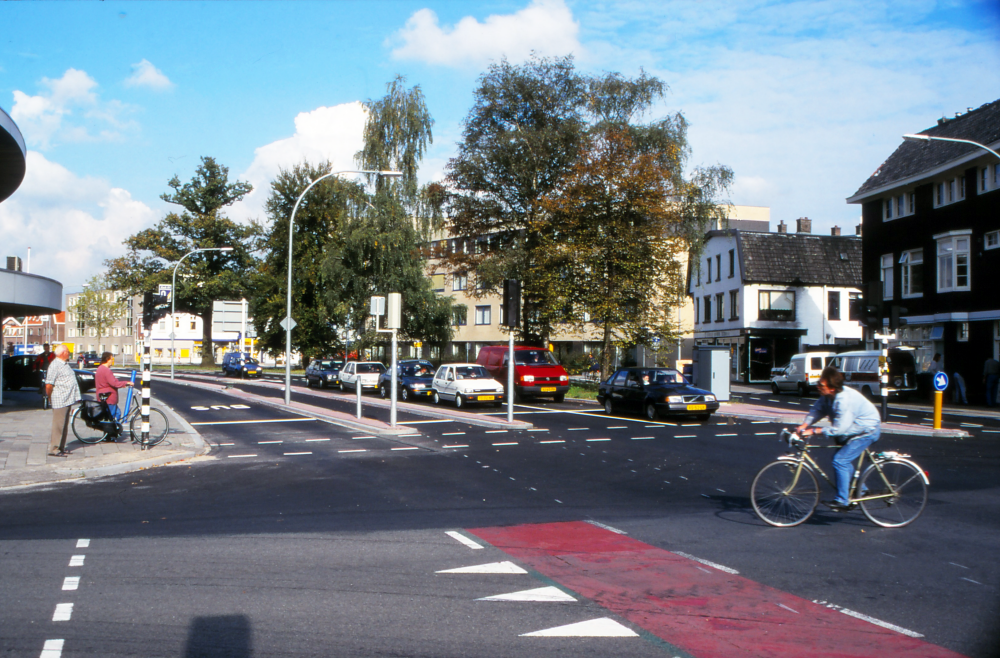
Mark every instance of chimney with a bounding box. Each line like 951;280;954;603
796;217;812;234
777;220;787;234
831;226;841;236
856;223;862;236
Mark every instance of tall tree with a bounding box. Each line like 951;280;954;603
72;274;128;349
250;162;360;364
104;157;257;367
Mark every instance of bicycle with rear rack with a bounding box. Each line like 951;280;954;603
750;428;929;528
69;371;169;447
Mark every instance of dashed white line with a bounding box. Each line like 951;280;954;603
228;454;257;459
716;433;738;436
283;452;313;456
815;601;924;637
446;530;483;549
554;499;563;504
949;562;969;569
442;432;466;436
961;577;982;585
68;555;84;567
391;447;419;451
539;440;565;444
607;426;627;429
631;436;655;440
960;423;983;427
485;430;508;434
751;421;770;424
52;604;73;622
338;449;367;453
443;444;469;449
40;639;64;658
352;435;376;440
61;577;79;591
673;551;739;574
492;442;518;446
258;440;283;444
527;428;549;432
890;414;908;418
306;438;330;442
587;438;611;442
75;539;89;548
675;435;696;438
754;432;773;435
218;442;235;446
567;428;590;431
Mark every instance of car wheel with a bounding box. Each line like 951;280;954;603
455;394;464;409
305;377;313;388
319;379;327;389
433;390;441;405
798;383;807;397
604;397;614;415
771;382;780;394
340;381;345;392
379;384;388;399
554;394;565;403
645;403;658;421
401;387;409;402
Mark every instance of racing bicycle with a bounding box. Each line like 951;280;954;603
750;429;929;528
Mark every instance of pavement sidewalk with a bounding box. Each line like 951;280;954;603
0;389;207;490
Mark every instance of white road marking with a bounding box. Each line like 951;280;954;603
949;562;969;569
751;421;770;424
442;432;466;436
305;438;330;442
437;561;528;574
62;577;79;591
446;531;483;549
218;442;235;446
492;442;518;446
228;454;257;459
585;520;627;534
230;404;251;409
607;426;627;429
52;604;73;621
961;577;982;585
586;438;611;442
984;430;1000;433
778;603;799;614
283;452;313;456
338;449;367;453
478;586;575;602
631;436;654;440
539;440;565;444
68;555;84;567
40;639;64;658
391;447;419;451
675;435;696;438
673;551;739;574
679;475;688;480
960;423;983;427
717;488;726;492
881;552;896;558
443;444;469;449
815;601;924;637
754;432;773;435
190;418;316;426
258;440;283;444
567;428;589;431
521;617;638;637
716;433;738;436
527;428;549;432
352;435;375;439
485;430;508;434
76;539;89;548
890;414;908;418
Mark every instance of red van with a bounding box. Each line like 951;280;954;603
476;345;569;402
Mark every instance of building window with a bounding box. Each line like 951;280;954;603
849;292;861;321
899;249;924;298
715;293;724;322
475;305;491;325
452;274;467;291
986;230;999;250
696;262;701;287
706;258;712;283
758;290;795;321
936;233;971;292
453;308;467;326
729;290;739;320
715;254;721;281
728;249;735;278
934;176;965;207
958;322;969;342
885;192;914;220
881;253;894;300
430;274;445;292
828;291;840;321
703;296;712;324
694;298;700;324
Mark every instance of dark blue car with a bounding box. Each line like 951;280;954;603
378;359;436;402
597;367;719;421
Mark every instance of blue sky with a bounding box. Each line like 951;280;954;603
2;0;998;295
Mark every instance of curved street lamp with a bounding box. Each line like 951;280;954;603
902;134;1000;160
284;169;403;405
171;246;233;380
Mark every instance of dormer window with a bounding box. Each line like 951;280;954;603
934;176;965;208
884;191;914;220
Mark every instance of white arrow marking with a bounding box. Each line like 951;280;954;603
437;561;527;574
478;586;575;602
521;617;638;637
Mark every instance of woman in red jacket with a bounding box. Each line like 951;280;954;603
95;352;131;421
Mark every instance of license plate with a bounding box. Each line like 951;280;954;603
540;386;557;392
687;404;707;411
478;395;495;401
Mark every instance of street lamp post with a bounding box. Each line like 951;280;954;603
284;169;402;405
902;134;1000;160
171;247;234;381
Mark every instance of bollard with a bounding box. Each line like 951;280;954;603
356;376;362;420
933;390;943;429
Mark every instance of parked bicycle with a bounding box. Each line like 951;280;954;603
751;429;929;528
69;371;169;447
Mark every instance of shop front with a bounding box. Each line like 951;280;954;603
695;327;807;383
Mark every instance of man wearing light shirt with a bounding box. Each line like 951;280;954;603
797;366;881;512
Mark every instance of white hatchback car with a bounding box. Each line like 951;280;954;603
432;363;505;408
339;361;386;393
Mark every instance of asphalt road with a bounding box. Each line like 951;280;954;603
1;376;997;657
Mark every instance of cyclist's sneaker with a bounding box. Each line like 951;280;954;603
823;499;852;512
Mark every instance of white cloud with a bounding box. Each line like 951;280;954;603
228;102;369;224
0;151;155;292
124;59;174;90
10;68;136;149
388;0;582;67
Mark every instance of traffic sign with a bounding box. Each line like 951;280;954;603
933;372;949;392
279;317;297;331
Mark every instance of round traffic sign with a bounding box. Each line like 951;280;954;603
933;371;949;392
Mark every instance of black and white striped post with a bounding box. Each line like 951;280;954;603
141;336;151;449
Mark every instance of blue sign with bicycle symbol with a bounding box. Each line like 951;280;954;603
933;372;949;392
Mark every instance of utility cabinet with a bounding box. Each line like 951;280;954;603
693;345;731;402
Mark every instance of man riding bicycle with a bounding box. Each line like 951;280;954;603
796;366;881;512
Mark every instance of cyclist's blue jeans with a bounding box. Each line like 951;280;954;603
832;428;880;505
107;403;121;421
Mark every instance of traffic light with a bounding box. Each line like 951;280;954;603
141;291;171;330
860;280;883;329
890;305;908;332
502;279;520;328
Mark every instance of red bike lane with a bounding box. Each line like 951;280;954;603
469;521;965;658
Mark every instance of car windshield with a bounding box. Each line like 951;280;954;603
455;366;490;380
317;360;341;369
643;369;683;384
244;358;259;365
357;363;386;374
513;350;559;365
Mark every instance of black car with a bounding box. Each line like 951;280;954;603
76;351;101;368
597;367;719;421
2;354;42;390
377;359;436;402
304;358;344;389
73;368;96;392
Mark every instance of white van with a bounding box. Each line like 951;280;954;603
829;348;918;399
770;352;837;396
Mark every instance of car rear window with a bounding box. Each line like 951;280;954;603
357;363;386;374
455;366;490;380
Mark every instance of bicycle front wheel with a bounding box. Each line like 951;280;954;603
71;404;108;444
129;408;170;446
859;460;927;528
751;461;819;527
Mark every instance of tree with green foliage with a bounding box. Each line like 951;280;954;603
104;157;258;366
249;162;361;364
71;274;128;349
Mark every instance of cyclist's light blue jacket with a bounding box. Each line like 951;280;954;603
804;386;881;441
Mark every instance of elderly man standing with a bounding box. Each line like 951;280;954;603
44;345;81;457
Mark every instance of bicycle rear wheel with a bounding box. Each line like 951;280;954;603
71;404;108;444
859;460;927;528
751;461;819;527
129;407;170;446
